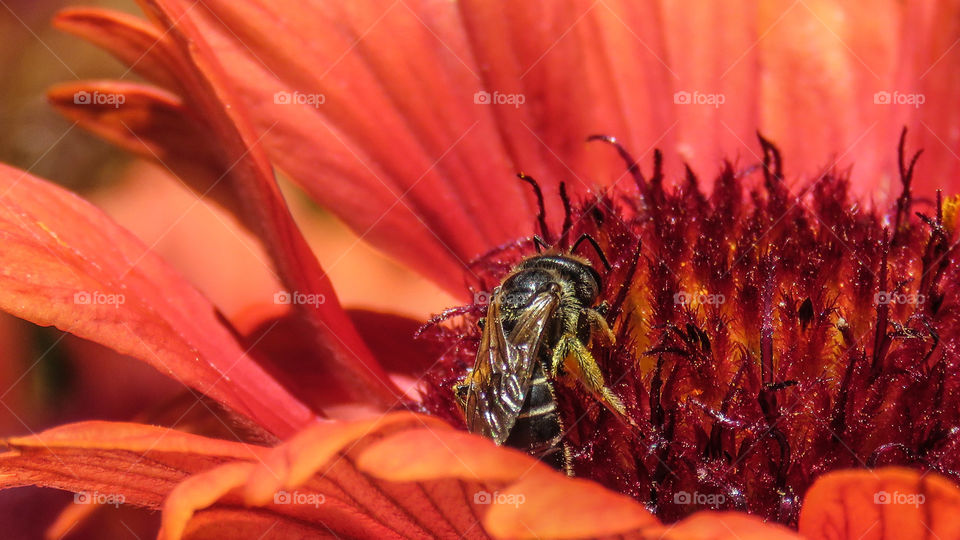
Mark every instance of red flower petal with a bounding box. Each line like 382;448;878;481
56;2;960;301
348;308;445;383
53;7;181;93
911;3;960;198
45;495;160;540
55;3;532;296
175;508;325;540
798;467;960;540
0;421;267;507
57;2;401;406
457;0;676;187
231;308;442;416
172;0;539;294
0;165;312;436
46;81;248;224
234;308;364;418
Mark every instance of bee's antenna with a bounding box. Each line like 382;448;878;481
587;134;645;191
571;233;611;271
532;235;550;253
518;172;551;242
559;182;573;245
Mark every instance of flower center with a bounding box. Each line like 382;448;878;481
418;133;960;526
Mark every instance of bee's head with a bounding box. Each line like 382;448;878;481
499;268;561;311
513;255;601;305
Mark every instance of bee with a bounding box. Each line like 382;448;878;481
454;234;632;475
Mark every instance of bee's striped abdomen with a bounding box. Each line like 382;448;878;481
504;363;568;473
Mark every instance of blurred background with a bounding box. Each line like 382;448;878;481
0;2;455;537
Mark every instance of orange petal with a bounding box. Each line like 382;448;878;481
244;413;450;504
160;461;255;540
483;472;657;539
646;511;800;539
798;466;960;540
45;498;99;540
147;413;657;538
0;164;312;436
0;421;267;508
156;413;477;538
355;427;547;484
358;425;658;539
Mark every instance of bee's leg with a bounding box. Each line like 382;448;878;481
562;442;574;477
550;335;627;418
585;308;616;346
453;380;469;412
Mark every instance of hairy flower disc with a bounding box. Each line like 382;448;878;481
419;136;960;526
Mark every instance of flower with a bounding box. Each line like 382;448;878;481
1;1;960;539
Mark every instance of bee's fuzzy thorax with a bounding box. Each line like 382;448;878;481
418;134;960;526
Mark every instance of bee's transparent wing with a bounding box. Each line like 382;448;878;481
464;290;557;444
